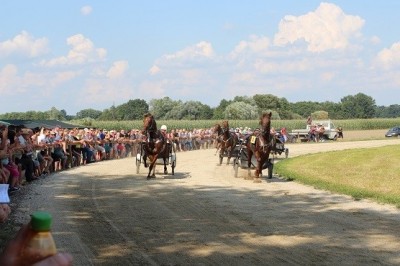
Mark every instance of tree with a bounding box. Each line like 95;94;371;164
213;99;232;119
290;101;322;118
223;102;259;120
47;107;64;120
233;95;256;105
164;101;184;119
375;104;400;118
76;109;102;119
253;94;292;119
340;93;376;119
180;101;205;120
115;99;149;120
149;97;178;119
197;104;214;119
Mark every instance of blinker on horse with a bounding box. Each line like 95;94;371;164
142;113;169;179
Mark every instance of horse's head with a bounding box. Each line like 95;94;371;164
222;120;229;131
143;113;157;132
213;123;222;135
259;112;272;136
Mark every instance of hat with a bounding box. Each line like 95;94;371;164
161;125;167;131
50;131;56;135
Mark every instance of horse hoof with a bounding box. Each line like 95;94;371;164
253;178;262;183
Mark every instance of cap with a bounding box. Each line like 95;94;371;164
30;211;52;232
160;125;167;131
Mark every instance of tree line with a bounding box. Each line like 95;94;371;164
1;93;399;121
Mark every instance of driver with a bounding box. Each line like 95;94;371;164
160;125;169;143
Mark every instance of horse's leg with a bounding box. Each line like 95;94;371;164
219;148;223;165
253;153;263;183
163;157;168;174
143;154;148;168
226;146;231;165
147;155;157;179
246;149;253;179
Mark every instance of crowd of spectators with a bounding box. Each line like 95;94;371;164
0;123;218;201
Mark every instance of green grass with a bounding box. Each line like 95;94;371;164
274;145;400;207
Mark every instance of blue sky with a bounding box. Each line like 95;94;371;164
1;1;400;115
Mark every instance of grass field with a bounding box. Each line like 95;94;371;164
275;132;400;207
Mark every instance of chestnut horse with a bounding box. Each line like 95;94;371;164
246;112;275;182
142;113;169;179
214;120;238;165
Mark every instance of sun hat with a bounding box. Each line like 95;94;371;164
161;125;167;131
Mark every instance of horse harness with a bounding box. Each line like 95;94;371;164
250;133;274;152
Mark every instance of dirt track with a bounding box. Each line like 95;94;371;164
5;138;400;265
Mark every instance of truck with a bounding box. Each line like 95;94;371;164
289;120;338;142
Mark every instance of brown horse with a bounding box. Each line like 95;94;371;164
142;113;169;179
214;120;238;165
246;112;275;182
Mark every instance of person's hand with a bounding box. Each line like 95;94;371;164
0;224;73;266
0;204;11;223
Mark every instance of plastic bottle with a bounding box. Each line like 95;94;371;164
22;211;57;265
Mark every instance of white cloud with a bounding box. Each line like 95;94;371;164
0;31;48;58
149;65;160;75
164;41;215;60
370;36;381;45
80;5;92;16
106;60;129;79
230;35;270;59
0;64;19;93
40;34;107;67
374;42;400;69
273;2;364;52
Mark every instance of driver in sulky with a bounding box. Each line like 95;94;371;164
160;125;169;143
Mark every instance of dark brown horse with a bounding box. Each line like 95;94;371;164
214;120;238;165
142;113;169;179
246;112;275;182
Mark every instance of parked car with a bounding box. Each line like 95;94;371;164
385;126;400;137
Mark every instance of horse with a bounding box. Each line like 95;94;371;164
246;112;275;182
213;120;238;165
142;113;169;179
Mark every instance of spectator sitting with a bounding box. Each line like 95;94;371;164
280;127;288;143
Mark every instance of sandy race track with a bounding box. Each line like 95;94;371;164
4;138;400;265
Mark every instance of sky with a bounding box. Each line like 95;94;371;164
1;1;400;115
